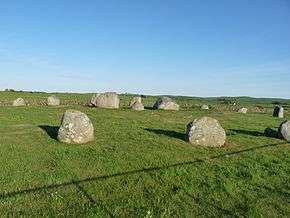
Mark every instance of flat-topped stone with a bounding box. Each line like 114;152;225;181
90;92;119;109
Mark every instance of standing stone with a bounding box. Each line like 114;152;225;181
238;107;248;114
131;101;144;111
90;92;119;109
278;120;290;142
185;117;226;147
57;110;94;144
201;105;209;110
129;96;142;107
12;98;26;106
47;95;60;106
153;97;179;111
273;105;284;118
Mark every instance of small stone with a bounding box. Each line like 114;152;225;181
47;95;60;106
237;107;248;114
129;96;142;107
153;97;179;111
12;98;26;106
131;101;144;111
201;105;209;110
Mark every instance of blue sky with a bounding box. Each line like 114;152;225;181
0;0;290;98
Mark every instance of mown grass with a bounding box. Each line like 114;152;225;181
0;92;289;217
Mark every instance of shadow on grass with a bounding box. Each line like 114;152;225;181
38;125;59;140
229;129;264;137
229;128;278;138
144;106;154;110
144;128;185;140
0;142;287;216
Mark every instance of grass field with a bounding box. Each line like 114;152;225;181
0;91;289;217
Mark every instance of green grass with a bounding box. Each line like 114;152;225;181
0;91;289;217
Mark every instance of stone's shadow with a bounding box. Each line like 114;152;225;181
39;125;59;140
229;129;264;137
144;106;154;110
144;128;185;140
264;127;278;138
229;128;278;138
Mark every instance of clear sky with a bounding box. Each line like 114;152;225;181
0;0;290;98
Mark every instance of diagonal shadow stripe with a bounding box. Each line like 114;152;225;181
72;180;114;217
0;142;287;201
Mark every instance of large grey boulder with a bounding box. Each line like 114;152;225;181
201;105;209;110
131;101;144;111
47;95;60;106
238;107;248;114
153;97;179;111
273;105;284;118
57;110;94;144
278;120;290;142
12;98;26;106
185;117;226;147
129;96;142;107
90;92;119;109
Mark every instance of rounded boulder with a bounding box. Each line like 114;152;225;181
131;101;144;111
13;98;26;106
129;96;142;107
201;105;209;110
57;110;94;144
153;97;179;111
185;117;226;147
237;107;248;114
278;120;290;142
47;95;60;106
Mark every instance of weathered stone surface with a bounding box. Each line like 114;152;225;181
12;98;26;106
153;97;179;111
129;96;142;107
201;105;209;110
185;117;226;147
273;105;284;118
131;101;144;111
238;107;248;114
90;92;119;109
278;120;290;142
47;95;60;106
57;110;94;144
